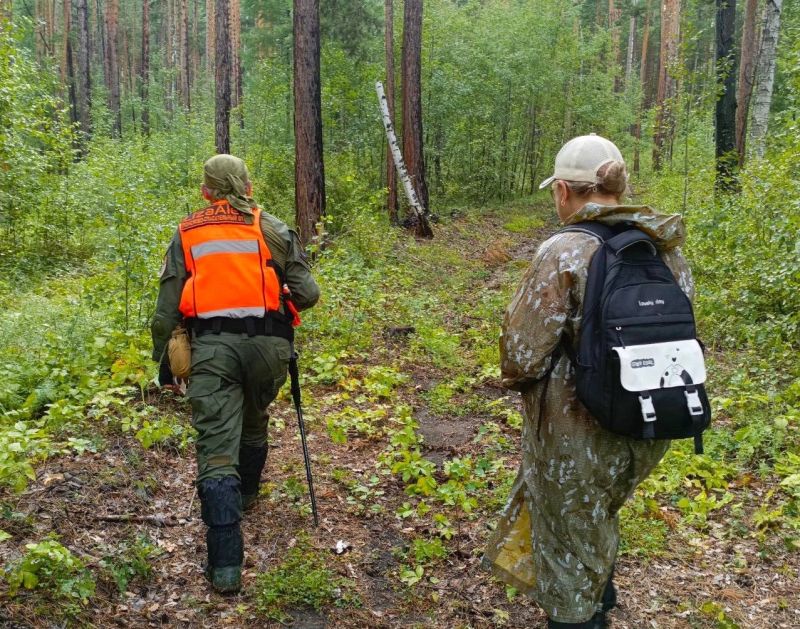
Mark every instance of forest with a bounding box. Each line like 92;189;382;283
0;0;798;626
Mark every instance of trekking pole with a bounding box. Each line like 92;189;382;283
288;346;319;528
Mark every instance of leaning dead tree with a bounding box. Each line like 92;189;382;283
376;81;433;239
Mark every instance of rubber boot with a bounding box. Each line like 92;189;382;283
238;444;268;511
601;565;617;612
199;476;243;594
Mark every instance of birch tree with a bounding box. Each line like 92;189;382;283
750;0;782;157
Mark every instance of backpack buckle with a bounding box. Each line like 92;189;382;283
684;388;704;416
638;393;657;423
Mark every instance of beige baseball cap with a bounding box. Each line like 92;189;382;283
538;133;624;189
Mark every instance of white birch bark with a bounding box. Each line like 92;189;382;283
376;80;426;221
750;0;783;158
625;14;636;88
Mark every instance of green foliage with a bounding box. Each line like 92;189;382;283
253;534;355;622
100;535;161;594
4;538;95;613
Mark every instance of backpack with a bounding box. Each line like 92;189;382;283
560;221;710;454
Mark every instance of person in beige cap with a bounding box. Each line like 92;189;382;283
483;135;695;627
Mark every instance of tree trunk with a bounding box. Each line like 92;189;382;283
625;13;636;88
652;0;680;171
141;0;150;135
293;0;325;247
384;0;398;224
61;0;71;83
214;0;230;153
230;0;242;109
609;0;622;92
750;0;782;157
401;0;429;215
633;0;650;175
206;0;215;73
715;0;737;191
735;0;758;164
180;0;191;109
105;0;121;137
75;0;91;144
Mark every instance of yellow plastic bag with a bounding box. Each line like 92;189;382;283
167;325;192;379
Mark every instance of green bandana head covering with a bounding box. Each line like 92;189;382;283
203;154;258;213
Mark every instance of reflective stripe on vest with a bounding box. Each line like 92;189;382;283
178;202;281;319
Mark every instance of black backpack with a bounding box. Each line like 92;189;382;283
560;221;710;454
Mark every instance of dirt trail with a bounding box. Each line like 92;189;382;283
2;207;797;628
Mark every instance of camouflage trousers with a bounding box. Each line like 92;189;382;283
483;378;669;623
187;332;291;482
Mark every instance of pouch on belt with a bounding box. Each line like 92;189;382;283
168;325;192;379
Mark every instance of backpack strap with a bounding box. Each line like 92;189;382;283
605;229;658;256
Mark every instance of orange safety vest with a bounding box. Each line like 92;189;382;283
178;201;281;319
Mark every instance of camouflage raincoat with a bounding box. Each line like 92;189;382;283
483;204;695;623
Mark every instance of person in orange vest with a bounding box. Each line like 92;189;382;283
151;154;320;593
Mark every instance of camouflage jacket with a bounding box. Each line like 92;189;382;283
484;204;695;600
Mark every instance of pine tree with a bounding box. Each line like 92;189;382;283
401;0;428;215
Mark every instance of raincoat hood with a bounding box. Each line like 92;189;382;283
564;203;686;250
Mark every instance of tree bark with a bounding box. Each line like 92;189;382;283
384;0;398;224
609;0;622;92
105;0;121;137
377;81;432;238
293;0;325;248
141;0;150;135
75;0;91;144
215;0;230;153
206;0;215;73
401;0;429;215
735;0;758;164
61;0;71;83
633;0;650;175
230;0;242;109
750;0;782;157
652;0;680;171
715;0;738;191
625;13;636;88
180;0;191;109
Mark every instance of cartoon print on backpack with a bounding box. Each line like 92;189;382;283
659;349;693;388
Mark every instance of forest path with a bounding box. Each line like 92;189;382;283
2;204;796;628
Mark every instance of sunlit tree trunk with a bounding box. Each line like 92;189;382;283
230;0;242;110
206;0;215;74
750;0;782;157
652;0;680;171
735;0;758;165
715;0;737;191
625;13;636;88
402;0;429;214
384;0;398;224
75;0;92;144
293;0;325;247
215;0;230;153
141;0;150;135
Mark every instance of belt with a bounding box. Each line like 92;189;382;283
188;316;294;341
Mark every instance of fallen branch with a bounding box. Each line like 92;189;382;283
96;513;180;527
